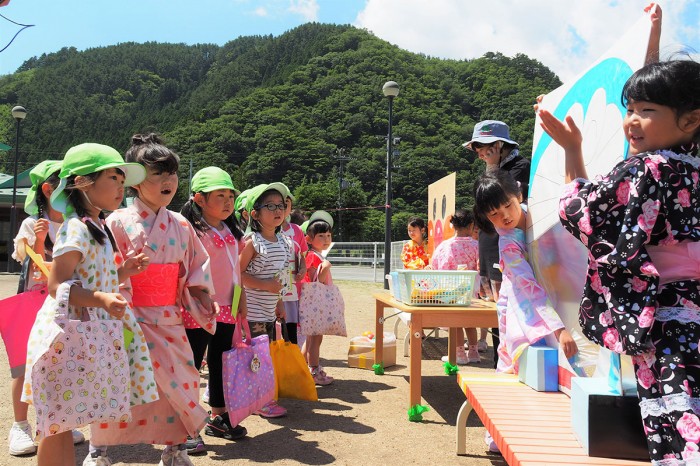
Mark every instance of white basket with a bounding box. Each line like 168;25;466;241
396;270;478;306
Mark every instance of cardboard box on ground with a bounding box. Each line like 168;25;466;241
347;332;396;370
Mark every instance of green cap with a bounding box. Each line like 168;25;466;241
278;182;294;202
245;183;288;213
303;210;334;233
51;143;146;215
25;160;62;216
191;166;238;194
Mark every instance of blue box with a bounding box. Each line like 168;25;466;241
570;377;647;460
389;272;402;301
517;345;558;391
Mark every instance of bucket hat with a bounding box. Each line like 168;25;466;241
191;166;239;194
462;120;519;150
25;160;63;215
51;143;146;215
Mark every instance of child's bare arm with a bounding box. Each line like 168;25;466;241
239;239;282;293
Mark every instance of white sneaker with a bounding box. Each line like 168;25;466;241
159;445;195;466
8;421;36;456
83;451;113;466
477;339;488;352
441;351;469;365
201;385;210;404
72;429;86;444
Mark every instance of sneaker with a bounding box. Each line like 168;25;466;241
159;445;194;466
72;429;86;445
311;366;334;386
441;349;469;365
477;338;488;352
484;431;500;454
201;386;210;405
83;451;113;466
255;400;287;418
205;413;247;440
183;435;206;455
467;345;481;363
8;421;36;456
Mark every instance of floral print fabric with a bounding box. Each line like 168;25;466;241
401;240;429;269
559;147;700;465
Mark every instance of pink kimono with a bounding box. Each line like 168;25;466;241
92;197;213;445
495;206;565;374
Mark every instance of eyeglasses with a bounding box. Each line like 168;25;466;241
258;203;286;212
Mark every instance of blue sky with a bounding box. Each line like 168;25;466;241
0;0;698;81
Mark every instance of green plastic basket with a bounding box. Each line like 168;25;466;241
395;270;478;306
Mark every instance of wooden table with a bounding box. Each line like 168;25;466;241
373;292;498;409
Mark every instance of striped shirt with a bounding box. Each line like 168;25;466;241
244;232;292;322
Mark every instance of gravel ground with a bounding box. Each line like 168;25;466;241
0;275;505;466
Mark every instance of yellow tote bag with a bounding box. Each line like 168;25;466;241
270;321;318;401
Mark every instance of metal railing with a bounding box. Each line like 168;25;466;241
326;241;407;282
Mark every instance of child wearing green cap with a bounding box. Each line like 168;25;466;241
280;185;307;346
180;166;248;450
88;134;216;466
239;183;294;418
8;160;86;456
22;143;158;466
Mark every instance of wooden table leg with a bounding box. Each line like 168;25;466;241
409;312;423;408
448;327;458;365
456;399;474;455
375;299;384;368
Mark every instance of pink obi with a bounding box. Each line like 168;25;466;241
130;263;179;307
647;242;700;285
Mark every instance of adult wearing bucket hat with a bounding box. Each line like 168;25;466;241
465;121;530;376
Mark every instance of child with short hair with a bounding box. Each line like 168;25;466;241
23;143;157;466
239;183;293;418
301;211;338;385
280;185;307;345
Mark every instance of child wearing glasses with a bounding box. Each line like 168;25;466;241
239;183;294;419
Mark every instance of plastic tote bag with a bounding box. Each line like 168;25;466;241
270;320;318;401
0;286;47;378
30;282;131;439
222;315;275;426
299;277;347;337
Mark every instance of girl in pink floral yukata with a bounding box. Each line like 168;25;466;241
85;134;218;466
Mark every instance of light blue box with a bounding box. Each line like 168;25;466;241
517;345;558;391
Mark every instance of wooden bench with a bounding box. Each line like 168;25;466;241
455;372;650;465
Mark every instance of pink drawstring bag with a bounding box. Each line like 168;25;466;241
222;315;275;426
0;287;47;377
30;282;131;439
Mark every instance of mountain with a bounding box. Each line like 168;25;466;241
0;23;561;240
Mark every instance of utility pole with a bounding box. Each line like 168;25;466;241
332;147;351;241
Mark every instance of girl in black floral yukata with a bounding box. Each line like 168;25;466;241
539;59;700;465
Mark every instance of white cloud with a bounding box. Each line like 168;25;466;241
355;0;697;81
288;0;319;21
253;6;268;17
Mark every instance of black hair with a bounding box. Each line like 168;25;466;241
306;219;332;238
180;192;243;240
290;209;307;226
622;60;700;142
64;171;123;250
249;189;284;234
407;216;426;230
125;133;180;196
450;209;475;229
472;170;521;234
35;170;61;252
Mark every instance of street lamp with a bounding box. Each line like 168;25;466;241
8;105;26;273
382;81;399;289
